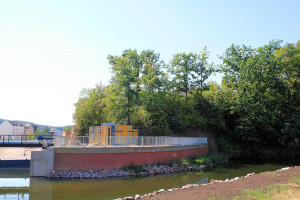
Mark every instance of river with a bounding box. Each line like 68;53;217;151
0;163;295;200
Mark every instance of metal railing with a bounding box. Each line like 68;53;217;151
0;135;43;144
53;135;208;147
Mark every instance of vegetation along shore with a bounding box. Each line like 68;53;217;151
50;154;226;179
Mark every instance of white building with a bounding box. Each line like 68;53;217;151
9;121;25;135
0;120;13;136
12;125;25;135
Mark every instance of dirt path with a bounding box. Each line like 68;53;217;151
141;166;300;200
0;147;42;160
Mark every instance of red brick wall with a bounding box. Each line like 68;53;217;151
55;147;208;170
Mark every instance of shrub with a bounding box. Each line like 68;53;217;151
121;162;146;173
179;157;191;166
171;157;179;164
207;154;226;164
193;153;227;165
195;157;212;165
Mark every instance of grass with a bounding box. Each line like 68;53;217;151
289;177;300;185
231;177;300;200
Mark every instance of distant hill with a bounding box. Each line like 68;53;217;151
0;117;71;131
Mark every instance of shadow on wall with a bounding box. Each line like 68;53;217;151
179;127;218;154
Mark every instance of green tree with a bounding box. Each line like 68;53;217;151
219;40;300;156
40;126;50;135
63;127;71;132
73;83;107;134
169;52;197;106
108;50;141;124
275;40;300;140
138;50;170;134
193;47;214;98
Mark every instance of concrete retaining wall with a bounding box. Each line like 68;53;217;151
31;144;208;177
30;148;54;177
54;145;208;170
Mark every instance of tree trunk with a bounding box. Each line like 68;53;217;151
128;92;131;125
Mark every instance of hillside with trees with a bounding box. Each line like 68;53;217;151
73;40;300;158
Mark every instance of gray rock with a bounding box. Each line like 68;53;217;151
124;197;134;200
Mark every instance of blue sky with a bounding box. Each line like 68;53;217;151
0;0;299;126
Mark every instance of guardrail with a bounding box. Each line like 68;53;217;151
0;135;40;144
53;136;208;147
0;135;54;145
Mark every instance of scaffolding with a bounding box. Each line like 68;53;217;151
89;122;138;146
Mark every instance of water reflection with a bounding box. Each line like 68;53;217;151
29;172;209;200
0;164;292;200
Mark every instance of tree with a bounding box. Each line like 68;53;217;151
73;83;107;135
275;40;300;140
40;126;50;135
169;52;197;106
169;48;213;105
107;49;168;126
63;127;71;132
108;50;141;124
138;50;170;134
193;47;214;98
219;40;300;156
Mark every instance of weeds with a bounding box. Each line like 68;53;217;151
179;157;191;166
121;153;227;173
289;177;300;184
234;183;299;200
121;162;146;173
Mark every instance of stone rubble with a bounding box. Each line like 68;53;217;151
50;164;208;179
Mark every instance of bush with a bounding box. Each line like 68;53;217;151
121;162;146;173
179;157;191;166
193;153;227;165
171;157;179;164
207;154;227;164
195;157;212;165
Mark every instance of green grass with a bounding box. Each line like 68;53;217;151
239;186;284;200
289;177;300;184
231;178;300;200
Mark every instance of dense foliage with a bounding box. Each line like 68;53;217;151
73;40;300;157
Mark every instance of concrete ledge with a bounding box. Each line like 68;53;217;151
54;144;208;154
30;148;54;177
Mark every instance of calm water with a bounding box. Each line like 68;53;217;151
0;163;295;200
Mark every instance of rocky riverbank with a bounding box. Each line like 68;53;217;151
116;166;300;200
50;163;207;179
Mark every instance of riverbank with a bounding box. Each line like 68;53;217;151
50;164;207;179
118;166;300;200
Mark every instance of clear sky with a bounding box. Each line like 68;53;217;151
0;0;299;126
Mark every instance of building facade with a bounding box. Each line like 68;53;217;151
0;120;13;136
24;124;34;135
